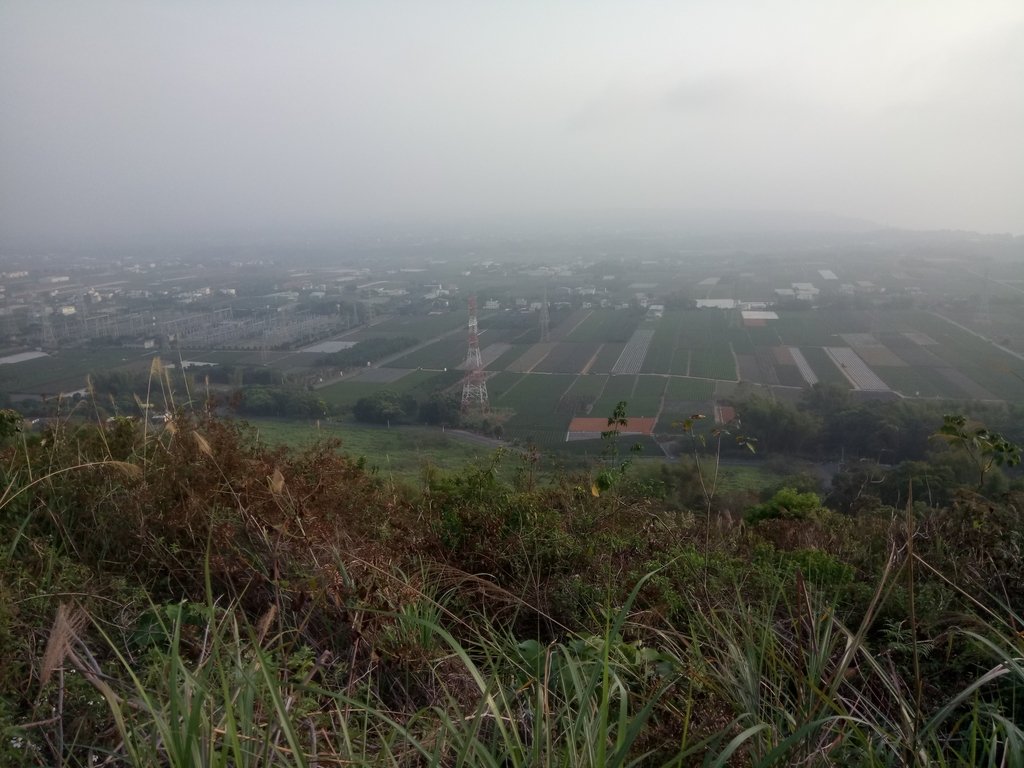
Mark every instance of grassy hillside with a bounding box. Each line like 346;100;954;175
1;407;1022;767
244;418;491;481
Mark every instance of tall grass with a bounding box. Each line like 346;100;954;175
3;390;1022;766
44;560;1021;767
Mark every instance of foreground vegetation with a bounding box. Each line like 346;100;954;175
1;399;1022;766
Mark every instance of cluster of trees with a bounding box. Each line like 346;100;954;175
732;383;1024;466
352;390;461;426
232;386;327;418
647;385;1023;517
88;369;155;397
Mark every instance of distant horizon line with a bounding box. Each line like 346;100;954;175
1;207;1022;253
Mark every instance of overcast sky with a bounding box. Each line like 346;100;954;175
2;1;1022;246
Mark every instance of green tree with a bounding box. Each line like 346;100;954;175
0;409;21;444
932;414;1021;489
352;391;414;424
419;392;461;426
746;487;822;524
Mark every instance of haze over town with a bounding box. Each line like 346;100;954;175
2;0;1023;249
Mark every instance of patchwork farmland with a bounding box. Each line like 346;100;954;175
22;295;1017;461
303;304;1024;456
6;235;1023;472
612;330;656;373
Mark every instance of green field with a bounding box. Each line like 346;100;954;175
387;338;468;369
242;418;495;482
347;312;466;341
773;310;869;347
486;371;525;401
640;315;680;373
798;347;850;388
689;347;737;380
629;375;667;415
567;311;641;343
565;374;609;400
0;348;155;394
486;343;529;371
901;312;1024;400
874;365;965;399
669;349;691;375
497;373;575;417
587;343;626;373
665;377;716;400
592;375;637;416
495;373;576;447
534;342;601;374
729;331;757;354
676;311;732;346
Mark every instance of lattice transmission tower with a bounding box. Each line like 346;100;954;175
461;296;489;412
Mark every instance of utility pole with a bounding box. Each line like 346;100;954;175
539;284;550;342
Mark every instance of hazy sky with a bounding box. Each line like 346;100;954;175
2;1;1022;246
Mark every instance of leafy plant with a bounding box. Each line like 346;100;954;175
932;414;1021;489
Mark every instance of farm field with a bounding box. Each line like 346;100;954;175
592;375;638;416
347;312;466;341
825;347;890;391
675;310;735;345
550;309;593;341
839;335;906;367
879;333;948;368
533;342;602;374
657;377;716;433
387;337;467;369
485;344;529;371
505;342;556;372
473;342;512;369
496;373;575;416
348;367;412;384
567;310;642;343
665;377;716;400
798;346;851;388
6;293;1024;482
669;349;691;376
640;315;681;373
740;324;781;349
585;343;626;374
899;312;1024;400
772;310;870;347
789;348;818;386
0;347;155;394
874;366;965;399
563;374;608;406
612;330;655;374
689;347;737;380
497;373;576;448
485;371;525;402
628;376;667;415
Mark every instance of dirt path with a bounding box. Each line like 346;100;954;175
580;343;602;375
560;310;593;340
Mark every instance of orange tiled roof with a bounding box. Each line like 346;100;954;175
567;417;656;435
